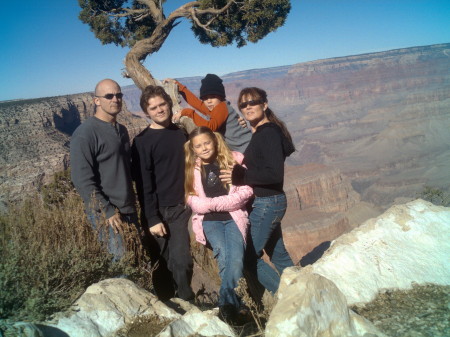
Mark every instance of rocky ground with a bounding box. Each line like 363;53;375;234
116;284;449;337
352;284;449;337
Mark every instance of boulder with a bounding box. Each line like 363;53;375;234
34;278;234;337
299;199;450;305
158;308;236;337
266;270;386;337
44;278;180;337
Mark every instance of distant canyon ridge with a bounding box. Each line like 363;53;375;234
1;43;449;262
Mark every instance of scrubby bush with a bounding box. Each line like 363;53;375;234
419;186;450;207
0;171;151;321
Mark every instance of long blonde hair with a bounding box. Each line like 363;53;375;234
184;127;236;201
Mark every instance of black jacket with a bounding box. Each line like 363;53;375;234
232;122;295;197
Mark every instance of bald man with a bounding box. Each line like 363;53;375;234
70;79;137;260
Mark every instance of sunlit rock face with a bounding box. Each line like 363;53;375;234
266;271;386;337
299;199;450;305
266;199;449;337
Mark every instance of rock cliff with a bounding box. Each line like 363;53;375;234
283;164;380;262
0;94;147;210
134;44;449;209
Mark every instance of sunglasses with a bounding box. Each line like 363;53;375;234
95;93;123;100
238;99;264;110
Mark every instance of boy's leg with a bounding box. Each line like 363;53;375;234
162;204;195;301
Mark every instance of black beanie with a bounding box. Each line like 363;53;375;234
200;74;226;99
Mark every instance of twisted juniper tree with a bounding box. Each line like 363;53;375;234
78;0;291;90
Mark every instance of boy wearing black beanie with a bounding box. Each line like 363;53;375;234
165;74;251;153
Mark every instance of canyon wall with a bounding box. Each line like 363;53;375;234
283;164;380;263
0;95;147;210
135;44;449;209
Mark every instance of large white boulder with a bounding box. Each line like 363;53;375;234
300;199;450;305
44;278;180;337
266;270;386;337
157;308;236;337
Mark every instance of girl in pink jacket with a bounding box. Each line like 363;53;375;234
184;126;253;324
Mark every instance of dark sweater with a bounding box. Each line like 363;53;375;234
132;124;187;227
70;116;136;218
232;122;295;197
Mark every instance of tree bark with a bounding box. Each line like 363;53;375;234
125;50;156;90
124;19;176;90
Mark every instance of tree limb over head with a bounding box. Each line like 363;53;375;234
77;0;291;90
78;0;291;48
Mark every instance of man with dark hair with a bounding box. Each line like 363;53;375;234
70;79;138;260
132;85;195;301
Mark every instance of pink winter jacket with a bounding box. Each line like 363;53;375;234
187;152;253;245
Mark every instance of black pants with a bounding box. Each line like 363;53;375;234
148;204;194;301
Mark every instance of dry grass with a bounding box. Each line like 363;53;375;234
235;277;277;335
0;171;151;321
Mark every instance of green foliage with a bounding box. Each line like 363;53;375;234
192;0;291;47
78;0;291;48
78;0;158;47
418;186;450;207
0;171;151;321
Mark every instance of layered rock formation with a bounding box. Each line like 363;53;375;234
130;44;449;209
0;95;147;210
282;164;381;263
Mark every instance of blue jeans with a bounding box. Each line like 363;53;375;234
203;219;245;308
247;193;293;293
87;211;139;261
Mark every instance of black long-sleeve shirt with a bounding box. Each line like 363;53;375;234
132;124;187;227
232;122;295;197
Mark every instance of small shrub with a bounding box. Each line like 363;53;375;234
235;277;276;335
418;186;450;207
0;171;151;321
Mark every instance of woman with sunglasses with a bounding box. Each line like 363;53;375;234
220;87;295;294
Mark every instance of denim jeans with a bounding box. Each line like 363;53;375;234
203;219;245;308
246;193;293;293
87;211;139;261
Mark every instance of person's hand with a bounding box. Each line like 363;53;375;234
107;213;123;234
163;78;175;85
238;116;247;128
219;167;233;184
149;222;167;237
172;111;182;123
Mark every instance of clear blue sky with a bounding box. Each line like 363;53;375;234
1;1;449;101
